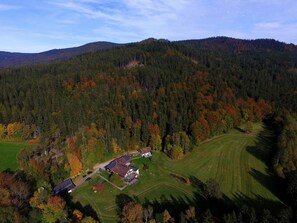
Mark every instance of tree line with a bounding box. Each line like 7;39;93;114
0;40;277;166
1;38;297;222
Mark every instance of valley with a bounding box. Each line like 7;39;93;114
72;123;283;222
1;37;296;222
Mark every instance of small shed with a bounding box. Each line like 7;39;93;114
138;147;152;158
54;179;76;195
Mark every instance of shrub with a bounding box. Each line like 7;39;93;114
170;145;183;160
203;178;222;199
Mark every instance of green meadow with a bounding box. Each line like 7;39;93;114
72;123;283;222
0;141;31;171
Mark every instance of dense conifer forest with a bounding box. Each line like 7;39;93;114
1;37;297;222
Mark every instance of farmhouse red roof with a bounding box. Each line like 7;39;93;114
112;164;130;178
138;147;151;154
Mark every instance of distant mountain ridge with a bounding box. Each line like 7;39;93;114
0;41;123;68
177;37;297;53
1;37;296;69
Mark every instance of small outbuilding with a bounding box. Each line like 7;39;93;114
138;147;152;158
53;179;76;195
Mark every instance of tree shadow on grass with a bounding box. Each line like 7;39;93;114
246;122;277;165
189;176;285;218
67;198;99;221
111;175;286;221
245;122;284;202
140;176;234;220
235;126;246;133
1;168;14;174
115;193;134;216
249;168;284;203
232;192;286;212
148;194;194;220
190;176;235;217
115;193;195;221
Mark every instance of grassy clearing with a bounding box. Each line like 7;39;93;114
161;123;279;200
0;141;31;171
72;123;283;222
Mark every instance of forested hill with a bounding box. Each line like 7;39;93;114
1;37;297;152
0;41;122;68
178;37;297;53
178;37;297;108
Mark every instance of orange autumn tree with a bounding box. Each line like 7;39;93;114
112;138;119;154
66;137;83;177
42;196;66;223
122;202;143;223
28;158;50;181
0;123;5;138
207;111;221;137
190;116;210;144
148;123;162;151
29;189;51;209
256;99;272;120
6;122;23;137
73;209;84;221
225;103;241;127
75;124;106;169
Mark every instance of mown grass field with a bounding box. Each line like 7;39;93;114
0;141;31;171
72;123;283;222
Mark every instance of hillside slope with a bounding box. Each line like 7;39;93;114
0;37;297;148
0;41;122;68
177;37;297;53
72;124;283;222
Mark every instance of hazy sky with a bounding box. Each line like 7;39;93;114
1;0;297;52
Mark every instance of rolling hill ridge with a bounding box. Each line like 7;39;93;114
2;37;296;69
0;41;123;68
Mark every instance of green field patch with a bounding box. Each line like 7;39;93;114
99;170;111;179
72;123;283;222
0;141;31;171
136;183;193;201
